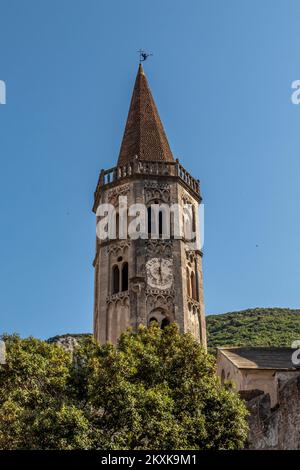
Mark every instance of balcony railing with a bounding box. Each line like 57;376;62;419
93;157;200;210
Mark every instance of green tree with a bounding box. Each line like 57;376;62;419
0;334;91;450
0;325;248;450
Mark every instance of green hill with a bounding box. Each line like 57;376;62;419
207;307;300;353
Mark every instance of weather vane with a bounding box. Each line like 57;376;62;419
138;49;153;63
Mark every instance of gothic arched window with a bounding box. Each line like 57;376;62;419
191;271;197;300
186;268;191;297
112;265;120;294
121;262;128;292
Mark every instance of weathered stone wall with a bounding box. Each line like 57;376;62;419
244;375;300;449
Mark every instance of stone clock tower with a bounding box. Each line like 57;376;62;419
92;64;206;349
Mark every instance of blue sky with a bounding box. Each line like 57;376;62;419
1;0;300;339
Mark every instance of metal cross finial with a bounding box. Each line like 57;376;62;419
138;49;153;63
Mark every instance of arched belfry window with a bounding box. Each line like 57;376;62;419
112;265;120;294
147;202;169;239
121;262;128;292
159;210;163;237
147;207;152;235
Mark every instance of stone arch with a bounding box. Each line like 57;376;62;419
148;308;170;329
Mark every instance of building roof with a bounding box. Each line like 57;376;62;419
117;64;174;166
218;347;300;371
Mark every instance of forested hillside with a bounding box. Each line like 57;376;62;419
207;308;300;352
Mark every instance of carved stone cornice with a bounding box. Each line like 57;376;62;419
106;240;131;255
106;291;129;305
145;239;173;258
144;181;171;203
187;296;201;310
107;183;131;206
185;249;203;262
145;287;174;297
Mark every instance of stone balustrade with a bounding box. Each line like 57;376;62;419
93;157;200;210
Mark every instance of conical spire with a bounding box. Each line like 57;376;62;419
117;64;174;166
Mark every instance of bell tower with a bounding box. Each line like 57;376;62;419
92;64;206;349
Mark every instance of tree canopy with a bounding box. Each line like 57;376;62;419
0;324;248;450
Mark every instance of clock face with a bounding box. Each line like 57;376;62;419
146;258;173;290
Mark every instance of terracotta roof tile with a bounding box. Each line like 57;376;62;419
218;347;300;370
117;64;174;165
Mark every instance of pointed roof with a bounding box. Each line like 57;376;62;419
117;64;174;166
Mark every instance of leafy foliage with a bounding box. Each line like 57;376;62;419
0;325;248;450
207;308;300;353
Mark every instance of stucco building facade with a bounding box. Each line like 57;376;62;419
217;347;300;407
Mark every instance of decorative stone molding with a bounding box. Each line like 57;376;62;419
186;249;197;264
107;241;130;256
107;183;130;206
146;287;174;296
146;288;174;313
130;276;146;296
106;291;129;305
181;190;194;205
187;296;201;311
144;181;171;203
146;239;173;258
131;283;142;295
